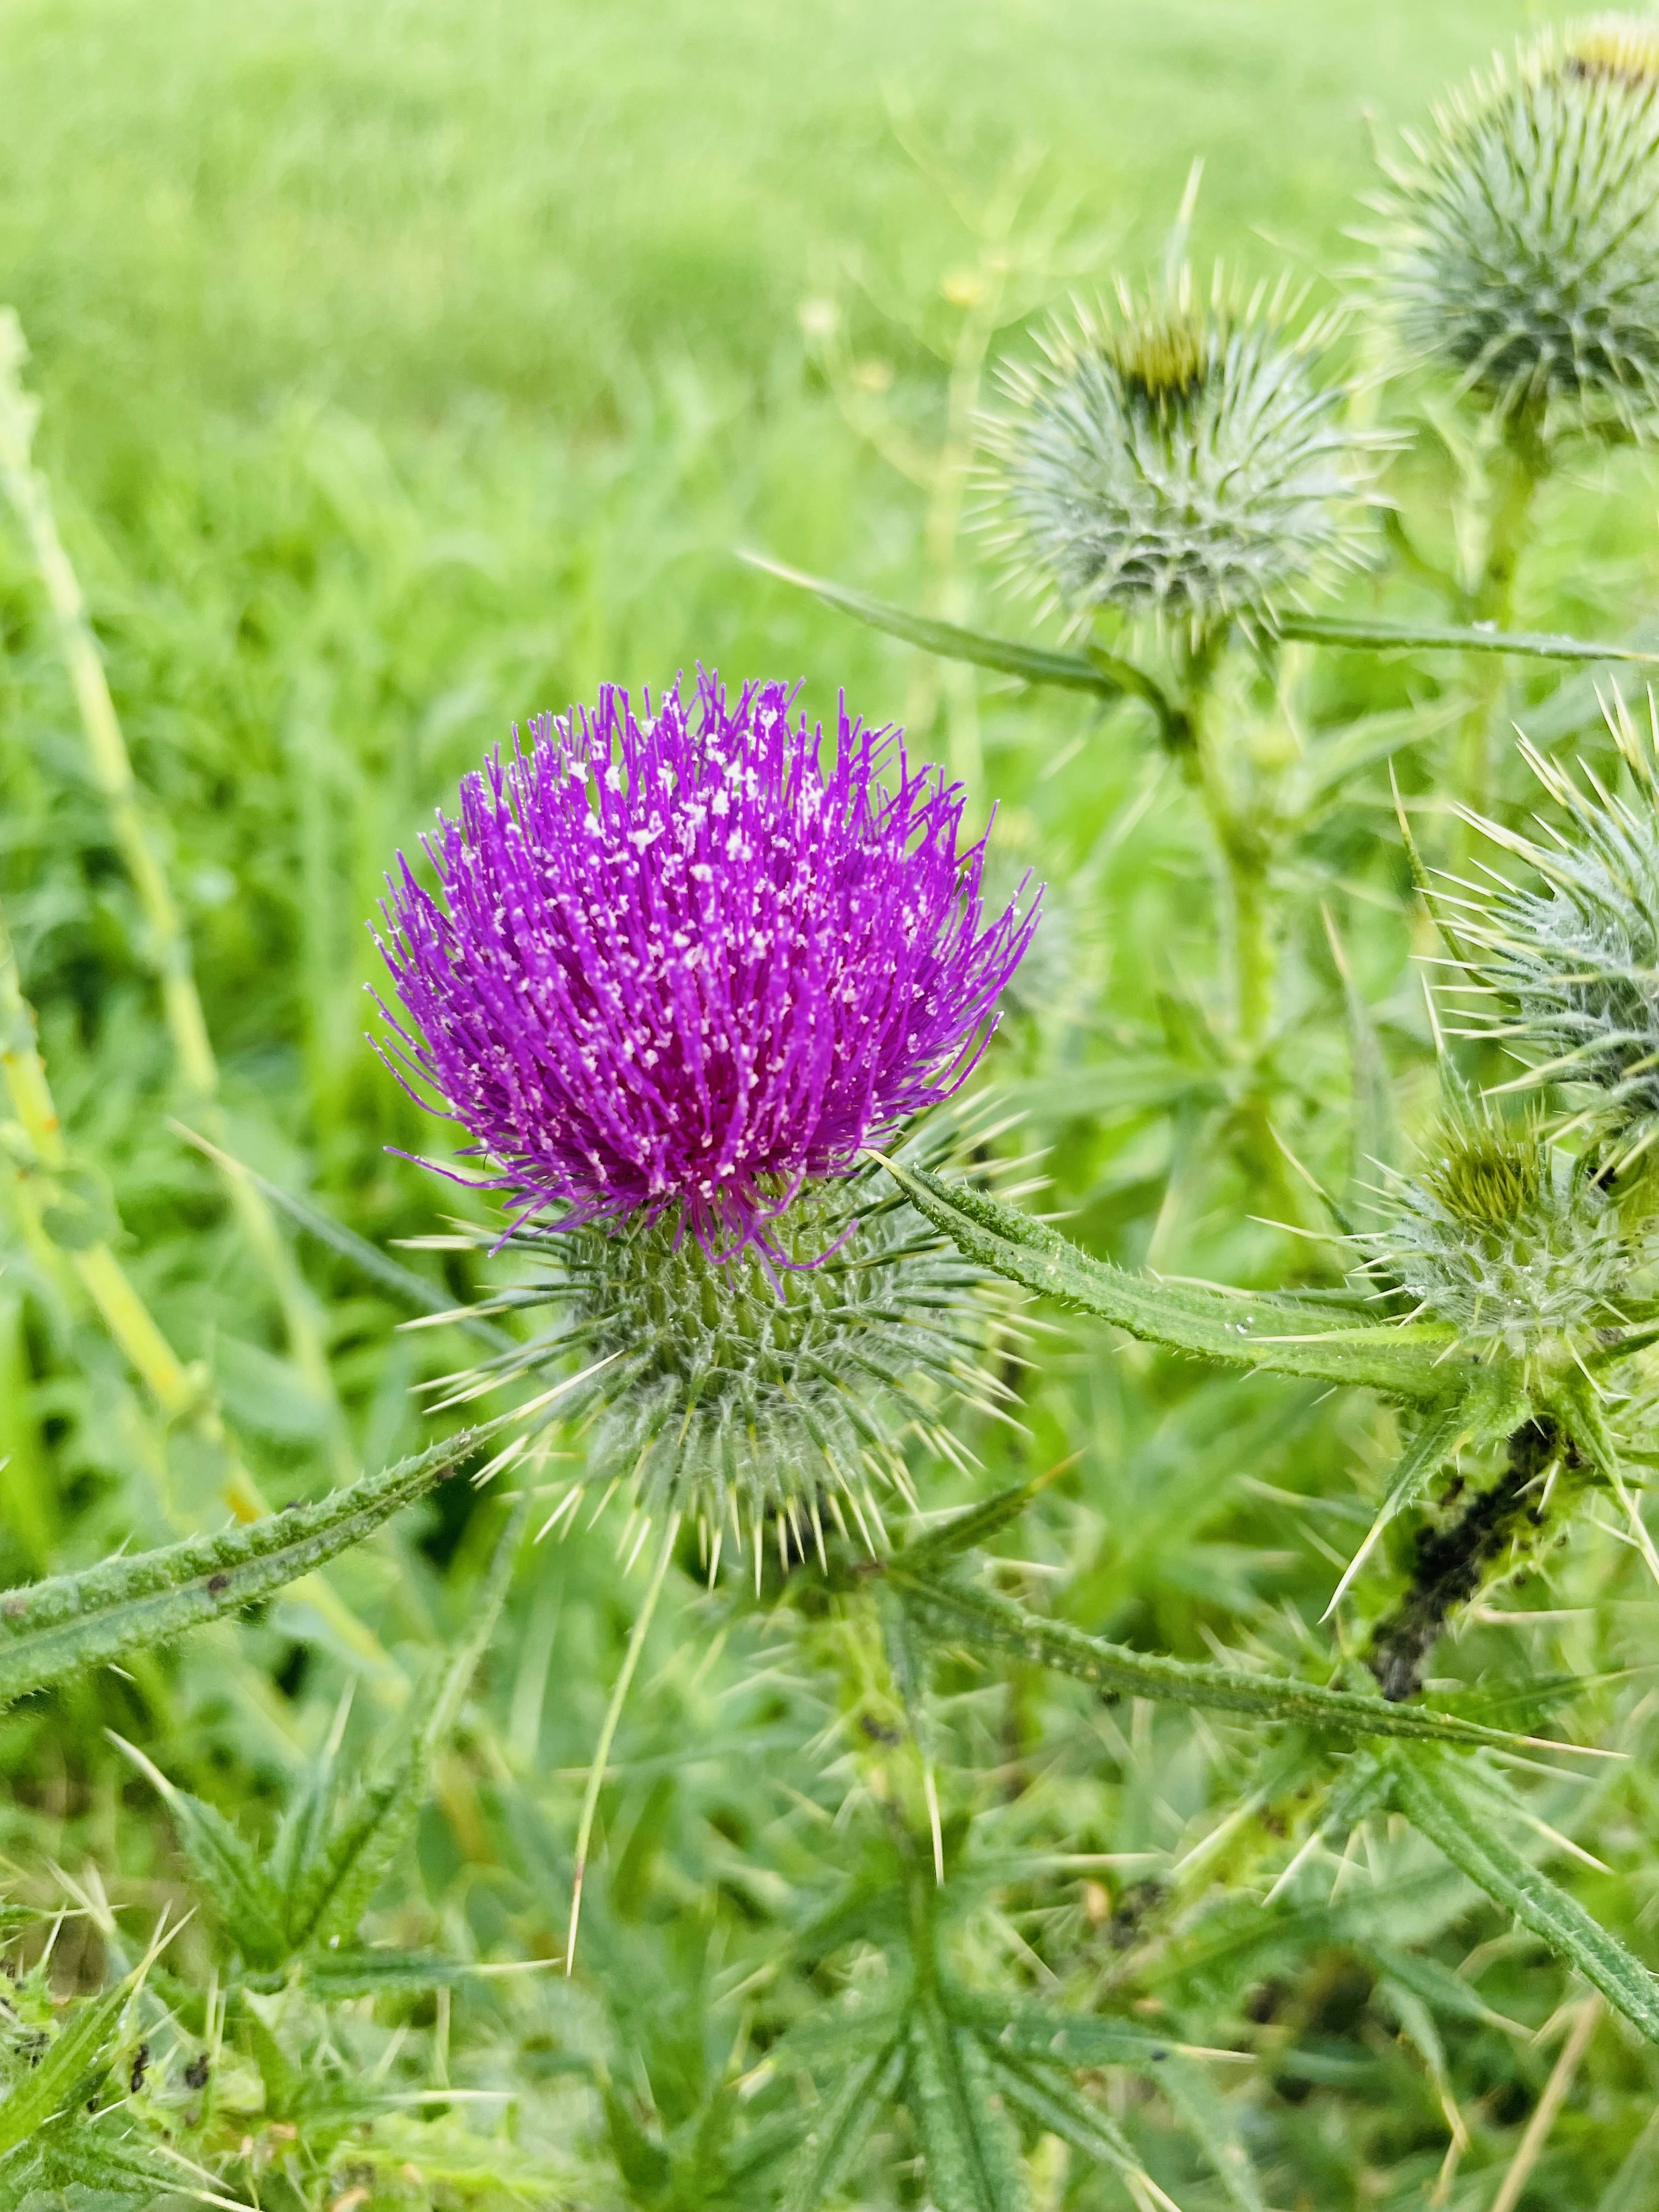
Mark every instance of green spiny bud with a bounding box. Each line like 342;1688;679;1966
983;268;1383;642
1447;696;1659;1166
1373;16;1659;437
422;1116;1027;1570
1355;1100;1638;1366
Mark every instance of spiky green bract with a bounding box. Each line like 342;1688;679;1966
1374;17;1659;436
1354;1098;1642;1367
420;1117;1026;1554
1448;699;1659;1166
984;268;1381;642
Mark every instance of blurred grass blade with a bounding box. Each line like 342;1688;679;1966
1278;613;1659;664
172;1121;512;1351
0;1424;488;1710
779;2040;904;2212
876;1153;1480;1399
894;1570;1564;1752
1391;1751;1659;2045
907;1999;1029;2212
1156;2056;1265;2212
1322;906;1398;1201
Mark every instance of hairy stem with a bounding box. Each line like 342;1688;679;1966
1186;648;1274;1051
1452;421;1545;842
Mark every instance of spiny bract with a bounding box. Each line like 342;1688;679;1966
1374;16;1659;434
1355;1103;1638;1364
417;1119;1027;1558
984;269;1380;639
1446;698;1659;1166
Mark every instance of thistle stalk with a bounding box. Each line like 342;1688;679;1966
1452;416;1545;839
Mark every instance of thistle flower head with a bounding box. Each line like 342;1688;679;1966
1445;698;1659;1167
421;1112;1027;1549
377;673;1036;1264
1354;1098;1637;1364
1374;17;1659;435
983;268;1381;641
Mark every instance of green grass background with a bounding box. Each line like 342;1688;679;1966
21;4;1659;2207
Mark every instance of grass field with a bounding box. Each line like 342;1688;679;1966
19;3;1659;2208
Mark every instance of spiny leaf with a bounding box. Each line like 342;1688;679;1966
0;1422;489;1709
778;2039;903;2212
973;2048;1157;2196
1277;611;1659;664
1390;1749;1659;2044
1321;1393;1485;1621
0;1939;156;2156
952;1995;1189;2071
894;1568;1567;1752
741;553;1131;699
292;1494;524;1953
28;2124;240;2212
876;1154;1484;1400
1155;2056;1265;2212
1363;1941;1519;2031
109;1733;287;1970
272;1948;509;1999
906;1999;1029;2212
894;1462;1071;1573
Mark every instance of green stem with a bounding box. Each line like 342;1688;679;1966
1185;650;1274;1052
1453;422;1545;839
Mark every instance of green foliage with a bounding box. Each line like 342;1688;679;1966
8;4;1659;2209
1375;16;1659;436
984;269;1382;640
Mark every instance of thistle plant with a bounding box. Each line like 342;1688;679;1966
22;22;1659;2210
986;269;1378;648
377;669;1036;1958
1371;16;1659;826
1376;16;1659;442
1354;1095;1643;1369
1446;696;1659;1167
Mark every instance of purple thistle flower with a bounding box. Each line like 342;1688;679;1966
376;672;1036;1261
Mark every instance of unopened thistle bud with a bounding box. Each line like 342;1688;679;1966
1375;16;1659;436
984;269;1382;642
1445;697;1659;1167
375;673;1036;1556
1355;1100;1640;1368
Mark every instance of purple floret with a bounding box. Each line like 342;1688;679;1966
376;671;1036;1260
